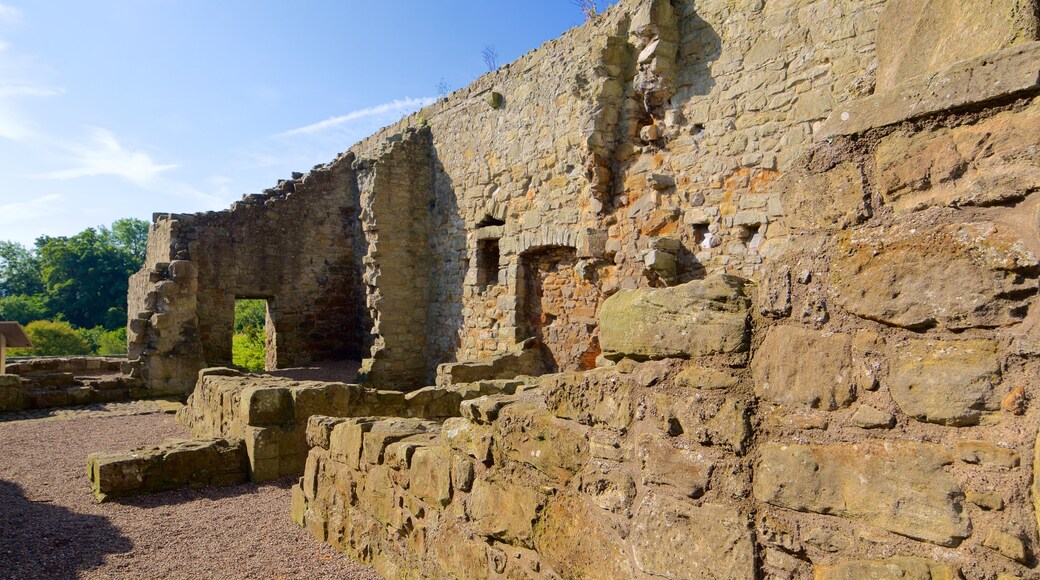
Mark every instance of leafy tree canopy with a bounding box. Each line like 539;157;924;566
0;241;44;297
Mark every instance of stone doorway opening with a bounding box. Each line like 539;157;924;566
519;246;603;373
232;298;273;372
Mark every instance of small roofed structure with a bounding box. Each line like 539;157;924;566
0;322;32;375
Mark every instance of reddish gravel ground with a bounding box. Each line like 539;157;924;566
0;411;381;580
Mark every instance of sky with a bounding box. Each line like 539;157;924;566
0;1;615;248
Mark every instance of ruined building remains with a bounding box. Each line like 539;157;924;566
101;0;1040;577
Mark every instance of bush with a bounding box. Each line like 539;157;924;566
232;330;266;371
96;327;127;355
10;320;92;356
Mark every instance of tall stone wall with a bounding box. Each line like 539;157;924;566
122;0;1040;576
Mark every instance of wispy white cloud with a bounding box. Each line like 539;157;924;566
0;193;63;224
278;97;434;137
44;127;178;185
0;4;21;24
0;84;63;98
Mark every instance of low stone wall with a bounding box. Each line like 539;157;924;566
290;274;1035;579
86;438;248;502
0;356;138;412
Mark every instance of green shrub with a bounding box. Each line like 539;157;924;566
232;330;266;371
96;327;127;355
10;320;92;356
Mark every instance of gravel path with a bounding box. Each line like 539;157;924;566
0;409;380;579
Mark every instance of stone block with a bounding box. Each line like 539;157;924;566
888;339;1002;426
876;0;1038;91
534;496;632;578
813;556;960;580
442;417;493;463
832;222;1038;331
468;475;547;547
754;441;969;546
984;530;1028;564
408;445;452;507
0;375;26;412
599;274;750;360
674;363;738;390
780;163;867;231
630;495;753;579
639;435;714;498
240;386;293;425
752;326;855;411
494;402;589;483
956;440;1020;468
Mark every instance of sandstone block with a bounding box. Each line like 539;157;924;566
850;405;894;429
876;0;1038;91
966;490;1004;511
674;364;739;390
639;435;714;498
831;222;1038;331
0;375;26;412
631;494;753;579
888;339;1002;426
876;101;1040;213
984;530;1029;564
599;274;750;360
240;386;293;425
408;445;452;508
494;402;588;483
442;417;493;463
752;326;856;410
956;440;1020;468
813;556;960;580
754;442;969;546
534;496;632;578
468;475;547;547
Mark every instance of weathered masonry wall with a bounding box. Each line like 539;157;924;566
126;156;367;394
125;0;1040;575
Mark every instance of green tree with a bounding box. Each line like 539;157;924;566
100;217;150;264
9;320;92;356
0;241;44;297
232;299;267;371
36;228;137;329
0;294;51;325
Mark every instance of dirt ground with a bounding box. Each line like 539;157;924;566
0;405;381;580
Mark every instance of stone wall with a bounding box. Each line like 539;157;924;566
126;156;367;394
0;356;137;412
124;0;1040;575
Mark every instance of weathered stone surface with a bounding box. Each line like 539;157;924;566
814;556;961;580
752;326;856;410
876;101;1040;213
850;405;894;429
0;375;26;412
984;530;1029;563
87;438;248;502
819;42;1040;139
674;363;738;390
494;402;588;483
888;339;1002;426
599;274;750;361
639;435;714;498
631;494;753;579
534;496;632;578
441;417;493;463
408;445;452;507
956;440;1020;468
876;0;1038;91
754;442;970;546
780;163;867;231
832;222;1038;331
966;490;1004;511
468;475;547;547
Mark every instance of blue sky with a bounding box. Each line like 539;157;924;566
0;1;614;247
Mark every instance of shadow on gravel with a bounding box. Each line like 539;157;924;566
0;479;131;579
109;476;298;509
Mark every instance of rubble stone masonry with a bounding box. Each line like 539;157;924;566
119;0;1040;576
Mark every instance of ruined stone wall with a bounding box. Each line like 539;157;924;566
126;156;367;393
279;0;1040;577
343;0;895;377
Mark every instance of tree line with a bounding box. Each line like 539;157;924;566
0;218;149;356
